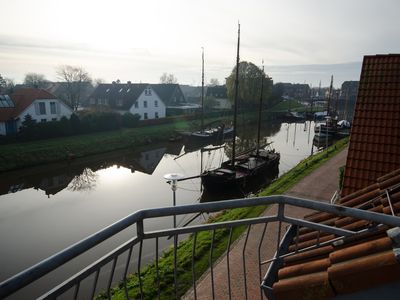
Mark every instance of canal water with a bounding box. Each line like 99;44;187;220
0;120;319;298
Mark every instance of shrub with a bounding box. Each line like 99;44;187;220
122;112;141;128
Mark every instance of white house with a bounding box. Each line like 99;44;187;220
0;88;73;136
89;82;191;119
129;86;166;120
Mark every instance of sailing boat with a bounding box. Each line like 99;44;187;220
201;24;280;192
180;48;233;142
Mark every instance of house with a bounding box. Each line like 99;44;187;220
0;88;73;136
89;82;195;120
206;85;232;109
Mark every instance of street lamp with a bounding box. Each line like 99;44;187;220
163;173;184;299
163;173;184;228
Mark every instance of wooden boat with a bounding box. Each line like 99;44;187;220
201;24;280;192
179;48;233;142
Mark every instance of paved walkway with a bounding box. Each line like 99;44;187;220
183;147;348;300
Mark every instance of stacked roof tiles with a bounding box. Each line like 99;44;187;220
342;54;400;196
272;169;400;300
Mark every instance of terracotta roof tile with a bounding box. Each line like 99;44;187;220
342;54;400;196
272;168;400;300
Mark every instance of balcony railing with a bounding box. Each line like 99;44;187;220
1;195;400;299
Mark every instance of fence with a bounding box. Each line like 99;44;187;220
1;195;399;299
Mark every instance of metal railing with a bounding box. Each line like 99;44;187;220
1;195;400;300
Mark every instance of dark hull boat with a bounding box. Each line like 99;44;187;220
201;148;280;192
201;24;280;193
179;125;233;142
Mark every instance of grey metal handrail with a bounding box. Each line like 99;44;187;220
1;195;399;299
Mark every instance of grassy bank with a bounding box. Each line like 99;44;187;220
101;137;348;299
0;121;186;172
0;109;278;173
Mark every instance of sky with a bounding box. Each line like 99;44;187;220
0;0;399;87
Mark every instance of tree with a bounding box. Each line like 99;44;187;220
204;96;218;110
93;78;105;88
225;61;273;108
208;78;220;86
56;65;92;111
0;74;15;94
160;73;178;84
23;73;48;88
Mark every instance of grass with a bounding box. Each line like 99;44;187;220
0;119;195;172
269;99;305;112
99;137;349;299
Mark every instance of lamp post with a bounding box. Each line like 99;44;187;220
163;173;184;211
163;173;184;298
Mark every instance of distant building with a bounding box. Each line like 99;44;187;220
0;88;73;136
206;85;232;109
179;85;202;104
274;83;311;100
89;82;197;120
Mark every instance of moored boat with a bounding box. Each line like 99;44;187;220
201;24;280;192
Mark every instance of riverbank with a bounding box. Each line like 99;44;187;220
0;110;280;172
102;137;349;299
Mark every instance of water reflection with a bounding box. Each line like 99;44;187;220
0;143;185;198
0;120;321;298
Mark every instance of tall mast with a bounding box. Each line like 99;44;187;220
256;60;264;157
201;47;204;132
231;23;240;167
327;75;333;116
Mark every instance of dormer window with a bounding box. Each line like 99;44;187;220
145;88;152;96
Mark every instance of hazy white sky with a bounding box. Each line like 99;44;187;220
1;0;399;87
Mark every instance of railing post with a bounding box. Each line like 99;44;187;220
137;220;144;240
276;203;285;257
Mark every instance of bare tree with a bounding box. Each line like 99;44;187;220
0;74;15;94
24;73;48;88
160;73;178;84
68;168;98;192
208;78;220;86
56;65;92;111
93;78;105;87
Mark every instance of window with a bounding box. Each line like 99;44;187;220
144;113;148;120
39;102;46;115
144;100;147;108
154;100;158;107
50;102;56;114
155;112;159;119
145;88;152;96
134;102;138;108
52;118;57;121
117;98;123;107
41;119;47;123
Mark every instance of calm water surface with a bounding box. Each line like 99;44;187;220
0;120;318;298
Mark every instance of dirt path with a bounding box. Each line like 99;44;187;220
183;147;348;300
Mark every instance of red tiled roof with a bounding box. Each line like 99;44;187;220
272;168;400;300
0;88;57;122
342;54;400;196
